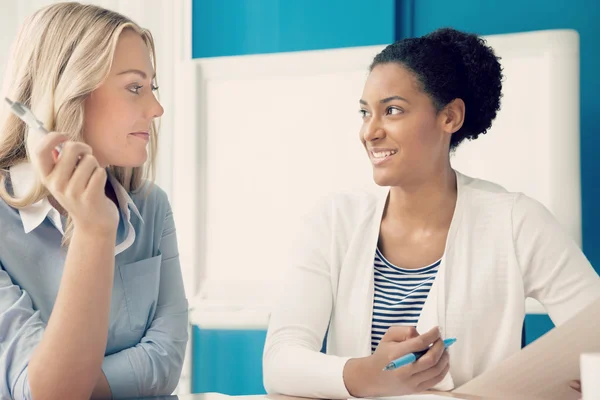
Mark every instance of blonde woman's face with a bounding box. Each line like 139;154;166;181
83;29;163;168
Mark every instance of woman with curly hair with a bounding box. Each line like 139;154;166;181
263;28;600;398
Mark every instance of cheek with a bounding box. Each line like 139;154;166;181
86;98;134;139
405;114;439;148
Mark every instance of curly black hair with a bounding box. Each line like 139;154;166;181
370;27;503;150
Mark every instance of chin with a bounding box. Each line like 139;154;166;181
109;153;148;168
372;173;394;187
128;157;148;168
372;169;405;187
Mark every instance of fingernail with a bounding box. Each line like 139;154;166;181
570;381;581;390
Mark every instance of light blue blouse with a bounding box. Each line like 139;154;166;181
0;163;189;399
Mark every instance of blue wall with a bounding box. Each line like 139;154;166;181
192;326;267;395
192;0;394;58
400;0;600;272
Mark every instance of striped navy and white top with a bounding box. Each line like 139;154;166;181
371;247;440;353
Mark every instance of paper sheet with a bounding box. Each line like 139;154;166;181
374;396;461;400
454;296;600;400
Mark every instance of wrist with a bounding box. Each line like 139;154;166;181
72;222;117;242
343;356;375;398
72;219;118;237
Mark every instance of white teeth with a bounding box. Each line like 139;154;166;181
372;150;397;158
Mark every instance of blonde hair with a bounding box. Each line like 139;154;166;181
0;2;159;245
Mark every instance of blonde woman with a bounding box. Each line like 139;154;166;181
0;3;188;399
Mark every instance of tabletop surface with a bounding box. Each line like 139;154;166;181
137;392;551;400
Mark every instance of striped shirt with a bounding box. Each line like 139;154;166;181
371;247;440;352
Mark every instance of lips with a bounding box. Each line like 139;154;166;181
369;148;398;165
130;132;150;141
371;149;398;158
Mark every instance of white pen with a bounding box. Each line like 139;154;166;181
4;97;63;154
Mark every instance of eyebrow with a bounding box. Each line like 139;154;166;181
117;69;156;79
359;95;410;105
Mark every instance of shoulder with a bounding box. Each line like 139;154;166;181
129;181;172;220
456;170;554;226
457;171;519;208
291;188;387;249
130;180;168;201
458;171;512;196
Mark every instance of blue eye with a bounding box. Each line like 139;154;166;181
129;85;143;94
128;84;159;95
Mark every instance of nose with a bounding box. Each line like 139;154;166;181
147;92;164;119
362;117;385;142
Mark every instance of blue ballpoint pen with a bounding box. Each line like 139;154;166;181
383;337;457;371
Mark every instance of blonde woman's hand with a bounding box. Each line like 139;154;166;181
31;132;119;235
569;380;582;399
344;326;450;397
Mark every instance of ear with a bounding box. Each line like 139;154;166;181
440;98;465;135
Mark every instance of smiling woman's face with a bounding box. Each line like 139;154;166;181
82;28;164;168
359;63;451;188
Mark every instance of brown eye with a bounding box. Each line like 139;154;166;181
359;109;370;118
387;106;403;115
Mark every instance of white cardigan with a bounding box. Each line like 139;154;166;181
262;171;600;399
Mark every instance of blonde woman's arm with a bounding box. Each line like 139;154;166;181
0;227;115;400
25;133;119;400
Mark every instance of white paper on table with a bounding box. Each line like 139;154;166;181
454;296;600;400
371;395;463;400
581;352;600;400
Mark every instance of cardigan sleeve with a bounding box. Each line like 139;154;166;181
512;193;600;325
262;196;352;399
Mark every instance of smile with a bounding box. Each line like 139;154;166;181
370;149;398;165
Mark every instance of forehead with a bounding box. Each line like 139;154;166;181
111;29;154;74
362;63;421;99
